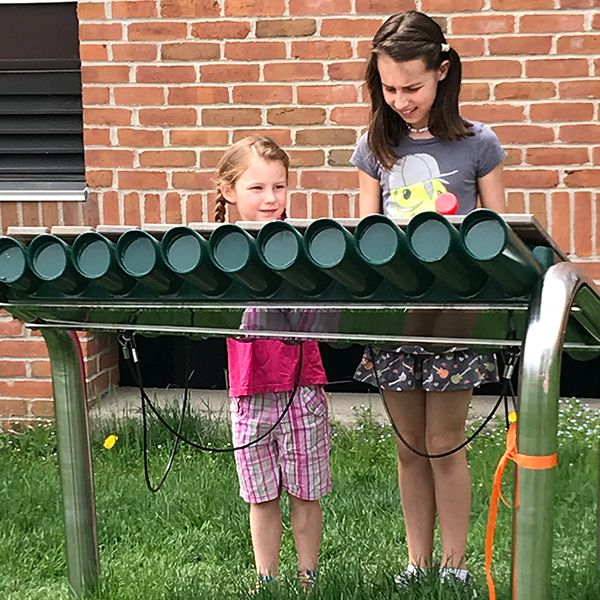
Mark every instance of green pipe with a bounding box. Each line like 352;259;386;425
161;226;230;295
304;218;381;296
256;221;330;295
28;234;88;294
354;214;433;296
461;209;542;296
42;329;99;597
72;232;135;295
406;212;487;296
116;230;182;294
209;224;280;295
0;236;41;292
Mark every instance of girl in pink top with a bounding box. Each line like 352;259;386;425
214;136;330;593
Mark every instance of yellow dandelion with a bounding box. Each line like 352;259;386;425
508;411;517;424
103;434;118;449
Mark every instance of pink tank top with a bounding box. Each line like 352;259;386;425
227;338;327;397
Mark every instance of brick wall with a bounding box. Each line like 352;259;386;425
1;0;599;424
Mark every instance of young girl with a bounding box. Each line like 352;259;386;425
214;136;330;593
352;11;506;587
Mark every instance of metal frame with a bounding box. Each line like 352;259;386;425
4;253;600;598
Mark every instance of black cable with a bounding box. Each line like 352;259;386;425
367;344;519;459
121;333;303;455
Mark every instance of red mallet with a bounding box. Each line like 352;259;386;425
435;192;459;215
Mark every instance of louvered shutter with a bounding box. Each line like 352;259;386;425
0;2;85;198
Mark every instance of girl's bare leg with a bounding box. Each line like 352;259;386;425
289;496;322;571
385;389;435;568
249;498;282;576
426;389;472;569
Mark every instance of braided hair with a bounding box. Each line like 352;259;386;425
214;136;290;223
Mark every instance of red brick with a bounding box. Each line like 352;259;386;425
124;192;141;226
162;43;220;61
525;58;589;78
170;129;229;146
451;37;485;57
452;15;515;34
85;149;134;168
256;18;316;37
168;86;228;105
82;66;131;84
114;87;165;106
78;2;107;19
140;151;197;167
80;44;109;62
459;83;490;102
573;191;593;257
0;360;26;376
165;192;183;223
423;0;483;9
82;87;110;106
143;194;162;224
489;36;553;56
185;194;204;223
504;169;560;188
160;0;220;17
264;63;324;82
0;380;53;398
80;23;123;41
136;66;196;84
232;129;292;145
172;171;215;189
328;150;354;167
330;107;370;126
199;150;222;168
191;21;251;39
559;81;600;99
291;41;353;60
1;203;18;233
31;361;52;378
62;203;82;226
288;150;325;168
520;14;584;32
530;103;594;122
224;0;285;15
506;192;525;213
333;194;352;218
355;0;412;13
233;85;292;104
328;62;367;81
300;170;358;190
30;401;55;417
527;147;589;166
463;60;522;79
0;400;28;417
225;42;286;61
202;108;261;126
113;1;157;18
112;44;158;62
86;170;114;187
21;203;40;227
564;170;600;187
495;82;555;100
85;108;132;126
288;192;308;219
119;171;168;190
127;22;187;41
139;108;197;126
320;18;380;37
557;35;600;54
461;103;525;123
118;128;165;147
200;64;260;83
0;339;49;358
528;193;548;230
298;85;358;105
491;0;553;7
550;192;571;253
267;108;326;126
559;125;600;144
102;191;120;224
494;125;555;145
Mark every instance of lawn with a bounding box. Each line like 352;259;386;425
1;396;599;599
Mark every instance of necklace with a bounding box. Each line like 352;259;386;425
406;124;429;134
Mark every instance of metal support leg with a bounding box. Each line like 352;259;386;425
42;329;99;597
513;263;599;599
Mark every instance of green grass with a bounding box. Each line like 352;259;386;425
1;397;599;599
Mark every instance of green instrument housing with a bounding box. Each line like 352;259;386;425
0;236;41;292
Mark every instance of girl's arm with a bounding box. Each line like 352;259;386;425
477;164;506;213
357;169;382;217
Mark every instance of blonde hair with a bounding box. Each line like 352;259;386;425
214;136;290;223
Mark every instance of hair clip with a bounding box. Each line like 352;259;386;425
441;43;450;53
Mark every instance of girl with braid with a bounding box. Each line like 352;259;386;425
214;136;330;593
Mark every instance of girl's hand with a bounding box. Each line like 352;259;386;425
477;164;506;213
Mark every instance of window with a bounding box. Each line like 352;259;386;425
0;1;85;201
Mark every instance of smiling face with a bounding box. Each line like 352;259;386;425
221;157;287;222
377;54;449;131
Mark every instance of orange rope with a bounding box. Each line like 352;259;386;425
484;418;558;600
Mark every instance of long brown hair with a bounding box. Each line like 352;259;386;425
214;136;290;223
365;11;472;170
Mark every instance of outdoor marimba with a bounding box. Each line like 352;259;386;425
1;209;599;600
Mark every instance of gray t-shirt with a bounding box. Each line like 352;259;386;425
351;121;506;217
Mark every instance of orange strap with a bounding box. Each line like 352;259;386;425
484;421;558;600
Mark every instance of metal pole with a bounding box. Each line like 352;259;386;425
42;329;99;597
513;263;599;599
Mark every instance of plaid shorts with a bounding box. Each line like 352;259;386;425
354;345;499;392
230;385;331;504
